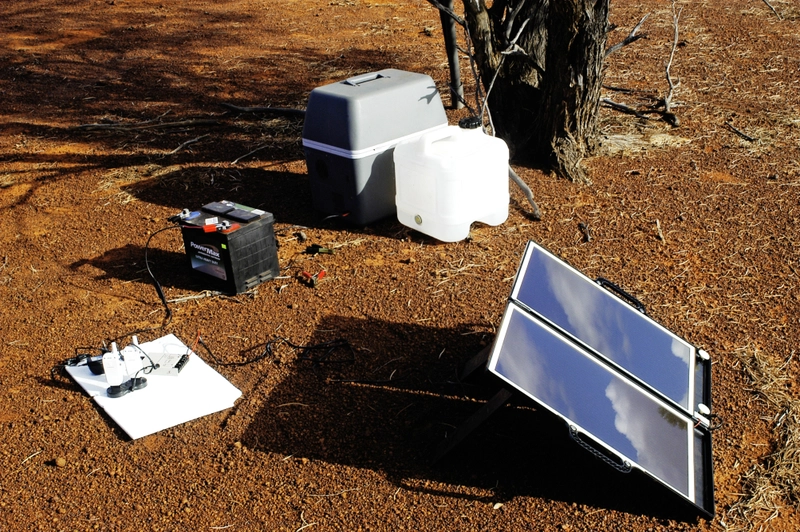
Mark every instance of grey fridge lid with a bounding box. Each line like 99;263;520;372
302;69;448;152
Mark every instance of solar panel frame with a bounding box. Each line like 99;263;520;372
488;302;715;518
508;241;711;416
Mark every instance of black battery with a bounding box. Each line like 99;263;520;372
179;200;279;294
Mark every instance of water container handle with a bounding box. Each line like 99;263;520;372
418;126;457;153
343;72;387;86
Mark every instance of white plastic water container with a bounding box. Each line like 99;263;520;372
394;120;509;242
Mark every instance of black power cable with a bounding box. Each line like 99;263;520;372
144;225;182;324
196;334;354;368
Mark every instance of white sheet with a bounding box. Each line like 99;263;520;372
65;334;242;440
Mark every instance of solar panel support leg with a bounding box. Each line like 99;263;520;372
434;387;513;462
459;345;491;381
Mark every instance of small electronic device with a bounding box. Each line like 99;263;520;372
101;341;148;398
150;350;191;376
102;348;124;387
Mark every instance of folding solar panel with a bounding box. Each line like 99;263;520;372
487;241;714;518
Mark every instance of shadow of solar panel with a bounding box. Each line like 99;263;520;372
486;241;714;518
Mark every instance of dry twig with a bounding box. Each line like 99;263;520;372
662;1;682;127
725;122;757;142
167;290;224;304
761;0;783;20
220;102;306;118
655;219;665;242
605;12;650;58
232;144;271;165
600;98;650;120
73;118;218;131
295;511;317;532
168;134;210;155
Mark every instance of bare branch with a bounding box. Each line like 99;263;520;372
506;17;531;49
481;54;507;130
503;0;529;43
663;1;682;126
72;118;218;131
168;134;210;155
600;98;651;120
426;0;465;27
724;122;757;142
220;103;306;118
509;167;541;220
761;0;783;20
232;143;271;165
602;84;659;97
605;12;650;58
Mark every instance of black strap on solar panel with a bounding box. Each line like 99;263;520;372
595;277;647;315
568;425;633;474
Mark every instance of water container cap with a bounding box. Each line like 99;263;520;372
458;116;482;129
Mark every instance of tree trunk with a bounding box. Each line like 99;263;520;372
462;0;608;184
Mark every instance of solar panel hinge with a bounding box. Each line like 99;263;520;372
694;403;712;428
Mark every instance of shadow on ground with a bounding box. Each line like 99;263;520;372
240;314;702;522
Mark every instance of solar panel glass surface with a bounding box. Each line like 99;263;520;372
489;305;695;500
511;243;695;410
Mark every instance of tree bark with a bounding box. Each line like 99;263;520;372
462;0;609;184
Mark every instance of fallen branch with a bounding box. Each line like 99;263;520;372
220;102;306;119
168;133;210;155
605;12;650;58
601;98;651;120
232;143;271;165
72;118;219;131
663;1;683;127
167;290;223;304
602;85;659;97
724;122;757;142
509;167;541;220
761;0;783;20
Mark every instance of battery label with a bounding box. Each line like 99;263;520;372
188;240;226;280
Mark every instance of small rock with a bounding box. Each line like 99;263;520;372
55;457;66;468
492;502;503;510
233;441;242;449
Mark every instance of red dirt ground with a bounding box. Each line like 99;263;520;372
1;1;799;531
